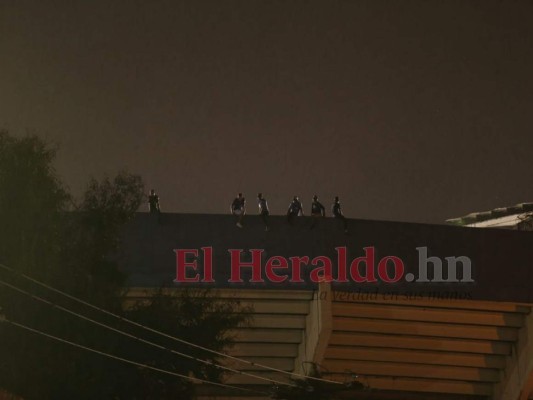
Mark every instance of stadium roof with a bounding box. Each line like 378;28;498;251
446;202;533;228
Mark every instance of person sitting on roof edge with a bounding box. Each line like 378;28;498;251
287;196;303;225
332;196;348;233
310;194;325;230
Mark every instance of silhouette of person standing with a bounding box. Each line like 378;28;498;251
231;193;246;228
257;193;270;231
148;189;160;213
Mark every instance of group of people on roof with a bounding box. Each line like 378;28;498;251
231;193;348;233
147;190;348;233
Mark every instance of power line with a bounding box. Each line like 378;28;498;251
0;278;297;388
0;263;344;386
0;313;267;396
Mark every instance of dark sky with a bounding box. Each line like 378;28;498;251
2;0;532;223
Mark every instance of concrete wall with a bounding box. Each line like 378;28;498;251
116;213;533;303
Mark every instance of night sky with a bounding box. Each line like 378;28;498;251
2;0;532;223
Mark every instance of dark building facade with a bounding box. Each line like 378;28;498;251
117;213;533;399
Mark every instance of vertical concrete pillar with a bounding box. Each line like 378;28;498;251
493;309;533;400
294;282;332;375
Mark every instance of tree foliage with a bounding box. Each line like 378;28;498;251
0;130;250;399
60;171;145;306
118;289;252;399
0;130;69;275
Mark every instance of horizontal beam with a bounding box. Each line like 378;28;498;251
330;375;494;396
251;314;307;329
220;356;295;371
224;372;293;385
236;300;310;314
334;316;518;341
322;359;500;382
329;332;511;355
123;298;311;315
332;302;524;327
232;328;302;343
331;294;531;313
126;287;314;300
325;346;506;368
229;343;299;357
